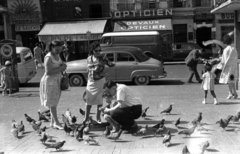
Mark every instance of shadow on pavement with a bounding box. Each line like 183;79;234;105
20;82;40;88
168;143;183;147
206;148;219;152
11;93;39;98
115;80;185;86
219;102;240;105
136;120;172;125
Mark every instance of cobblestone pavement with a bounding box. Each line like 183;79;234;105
1;72;240;154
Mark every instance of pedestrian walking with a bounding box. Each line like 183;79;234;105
40;40;67;130
0;61;13;96
219;32;238;99
34;43;44;69
201;63;218;105
103;80;142;133
83;41;115;124
185;49;203;83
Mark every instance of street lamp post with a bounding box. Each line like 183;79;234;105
86;30;91;52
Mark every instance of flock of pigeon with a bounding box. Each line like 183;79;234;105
10;104;240;153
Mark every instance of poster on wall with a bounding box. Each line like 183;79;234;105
7;0;42;31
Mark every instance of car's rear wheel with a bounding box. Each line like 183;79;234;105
134;76;150;85
69;74;86;87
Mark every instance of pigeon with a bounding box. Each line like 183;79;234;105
50;141;66;151
64;123;73;136
71;116;77;124
231;112;240;123
41;109;51;119
65;109;72;122
75;124;85;141
40;132;48;143
219;117;232;130
199;141;210;154
152;119;165;129
83;134;98;145
182;145;191;154
136;125;148;136
17;121;25;133
103;126;111;137
83;123;90;134
31;121;42;131
162;130;171;147
24;114;35;123
141;107;149;118
37;126;47;135
160;105;172;114
154;125;167;136
38;110;49;122
108;129;123;141
175;118;181;127
62;114;71;126
178;124;197;137
79;108;85;116
11;122;18;139
191;112;202;126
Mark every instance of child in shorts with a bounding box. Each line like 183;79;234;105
201;63;218;105
0;61;13;96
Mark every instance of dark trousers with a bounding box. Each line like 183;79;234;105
204;90;216;98
187;64;201;82
110;104;142;130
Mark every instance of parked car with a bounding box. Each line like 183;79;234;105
172;42;212;60
66;46;167;86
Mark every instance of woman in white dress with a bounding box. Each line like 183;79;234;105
219;33;238;99
40;40;67;129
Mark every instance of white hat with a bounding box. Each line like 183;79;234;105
5;61;11;66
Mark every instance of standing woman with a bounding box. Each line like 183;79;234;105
40;40;67;129
219;33;238;99
83;41;115;123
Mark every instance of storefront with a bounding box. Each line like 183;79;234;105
38;20;107;60
7;0;42;51
211;0;240;89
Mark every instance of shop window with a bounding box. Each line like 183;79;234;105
149;0;156;9
173;24;188;43
221;26;234;39
173;0;187;8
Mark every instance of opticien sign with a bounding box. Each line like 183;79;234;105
113;9;172;18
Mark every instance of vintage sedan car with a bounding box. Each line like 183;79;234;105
172;42;212;60
66;46;167;86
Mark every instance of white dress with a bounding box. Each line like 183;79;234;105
40;52;62;108
219;45;238;84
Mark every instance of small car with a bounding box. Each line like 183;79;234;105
66;46;167;86
172;42;212;60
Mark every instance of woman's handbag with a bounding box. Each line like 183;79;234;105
61;71;69;90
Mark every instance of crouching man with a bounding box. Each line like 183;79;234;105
102;80;142;134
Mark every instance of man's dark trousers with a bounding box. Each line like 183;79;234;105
187;62;201;82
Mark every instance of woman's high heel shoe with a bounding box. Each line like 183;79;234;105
234;94;238;99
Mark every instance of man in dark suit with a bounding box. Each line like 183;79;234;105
185;49;203;83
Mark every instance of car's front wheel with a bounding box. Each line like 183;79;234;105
134;76;150;85
69;74;86;87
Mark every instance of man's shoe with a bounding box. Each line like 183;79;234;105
198;80;203;83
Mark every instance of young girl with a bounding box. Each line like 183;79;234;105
0;61;13;96
201;63;219;105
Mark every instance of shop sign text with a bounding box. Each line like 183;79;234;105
113;9;172;18
15;24;41;32
222;13;234;20
39;34;102;42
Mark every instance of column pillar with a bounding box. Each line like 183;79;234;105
235;10;240;90
3;13;8;39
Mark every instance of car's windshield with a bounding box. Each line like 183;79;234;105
134;50;150;62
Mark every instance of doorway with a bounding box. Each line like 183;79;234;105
196;27;211;49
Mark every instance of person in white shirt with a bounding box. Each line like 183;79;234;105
103;80;142;134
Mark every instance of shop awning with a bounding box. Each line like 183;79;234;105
38;20;107;42
114;19;172;32
211;0;240;14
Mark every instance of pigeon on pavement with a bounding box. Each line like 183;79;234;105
11;121;18;139
141;107;149;119
160;105;172;114
154;125;166;136
162;130;171;147
182;145;191;154
199;141;210;154
24;114;35;124
178;124;197;137
191;112;202;126
83;123;90;134
17;121;25;133
103;126;111;137
79;108;85;116
40;132;48;143
64;123;73;136
175;118;181;127
152;119;165;129
50;141;66;151
65;109;72;122
83;134;98;145
108;129;123;141
136;125;148;136
38;110;49;122
71;116;77;124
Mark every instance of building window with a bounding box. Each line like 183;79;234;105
53;5;70;20
194;0;211;7
89;4;102;18
149;0;156;9
173;24;188;43
173;0;187;8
